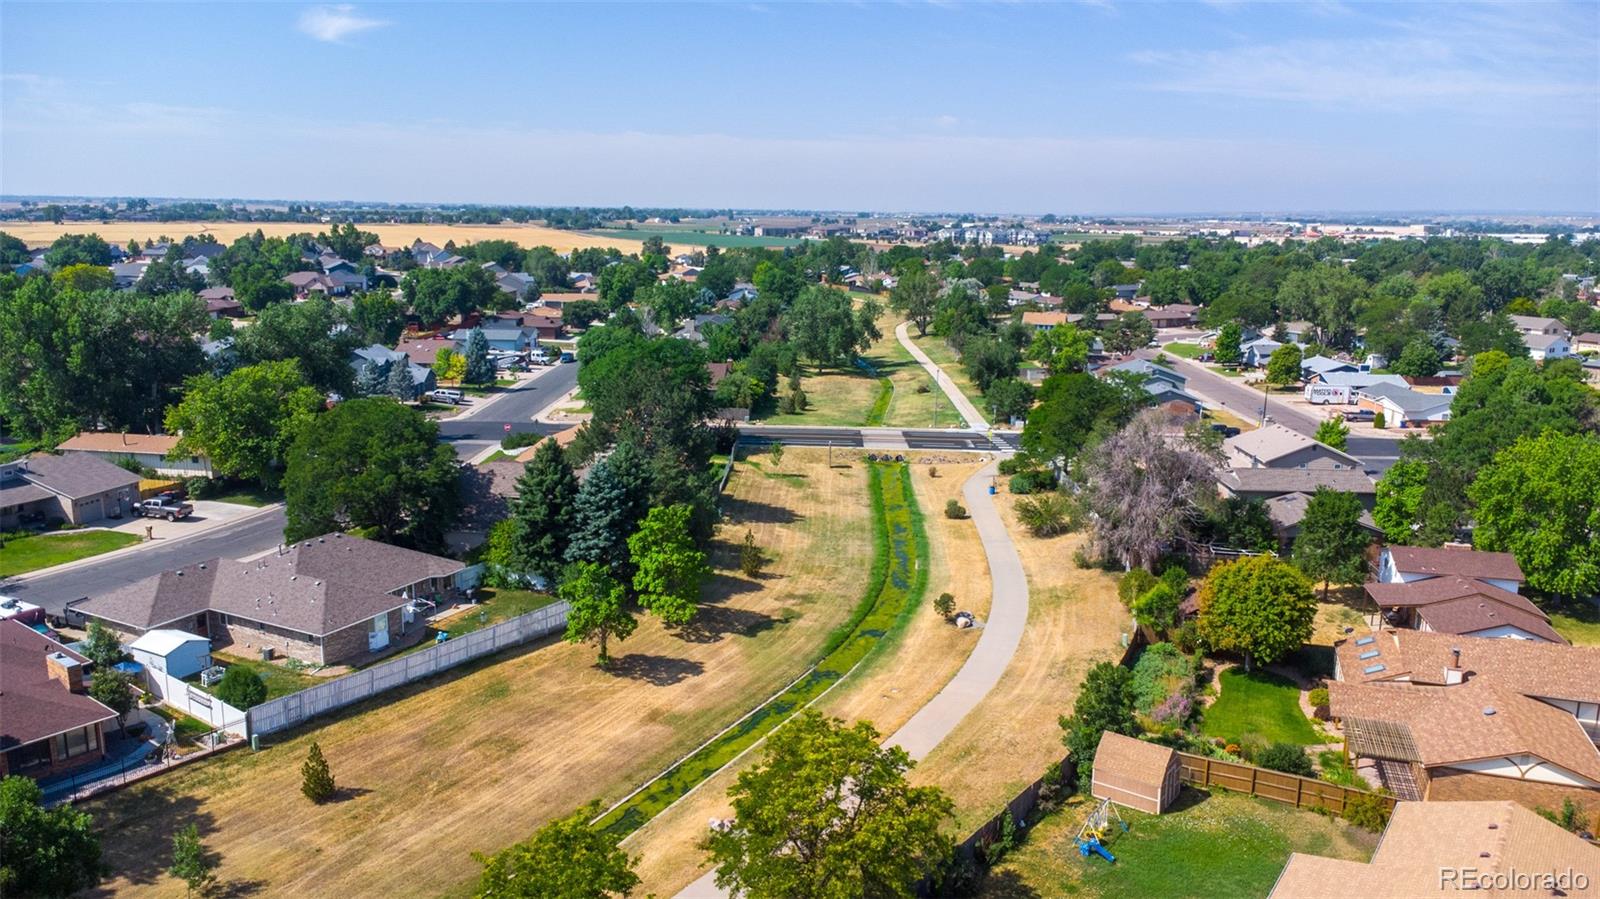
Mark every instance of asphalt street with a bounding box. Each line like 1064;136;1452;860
435;361;579;457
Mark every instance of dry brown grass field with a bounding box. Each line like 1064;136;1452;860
0;220;651;255
910;486;1130;833
80;448;872;898
626;457;994;895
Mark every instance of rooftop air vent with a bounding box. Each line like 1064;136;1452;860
1483;707;1497;716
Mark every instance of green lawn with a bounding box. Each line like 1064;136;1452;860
147;705;216;744
910;334;988;420
756;315;956;429
0;530;142;577
433;587;561;639
1546;598;1600;646
200;483;283;507
200;653;325;700
985;789;1377;898
1202;668;1321;745
1162;342;1203;359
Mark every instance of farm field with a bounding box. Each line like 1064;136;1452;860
910;486;1129;833
982;789;1377;898
757;313;955;429
625;457;994;895
0;220;650;255
80;448;874;899
0;530;141;577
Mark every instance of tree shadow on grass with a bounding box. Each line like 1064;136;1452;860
82;785;217;890
978;868;1044;898
330;785;374;803
605;653;706;686
672;605;780;645
700;571;765;603
721;496;802;526
213;878;269;898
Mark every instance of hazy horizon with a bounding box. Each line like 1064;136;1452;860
4;2;1597;214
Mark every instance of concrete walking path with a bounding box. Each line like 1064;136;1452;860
896;320;989;431
676;460;1028;897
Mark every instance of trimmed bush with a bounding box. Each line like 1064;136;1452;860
1343;792;1391;832
934;592;956;620
1007;470;1055;495
214;666;267;710
1307;687;1330;709
1257;742;1315;777
944;499;968;520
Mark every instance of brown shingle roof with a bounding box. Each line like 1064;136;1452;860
1271;801;1600;898
0;620;118;750
1220;467;1376;496
1385;545;1524;584
1365;577;1562;643
1092;730;1176;783
78;534;464;638
1337;629;1600;701
58;432;184;456
1330;679;1600;782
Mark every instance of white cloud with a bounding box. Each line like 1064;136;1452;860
296;5;388;43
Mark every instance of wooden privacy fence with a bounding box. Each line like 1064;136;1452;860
957;754;1073;859
247;600;569;737
1175;751;1396;815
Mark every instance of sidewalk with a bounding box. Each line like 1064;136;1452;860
895;320;989;430
4;502;283;584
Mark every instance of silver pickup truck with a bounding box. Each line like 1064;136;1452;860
134;496;194;521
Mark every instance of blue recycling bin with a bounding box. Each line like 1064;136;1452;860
988;484;997;495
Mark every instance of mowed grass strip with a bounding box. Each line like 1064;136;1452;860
983;789;1377;898
1202;668;1320;745
83;448;873;898
0;530;141;576
594;461;929;839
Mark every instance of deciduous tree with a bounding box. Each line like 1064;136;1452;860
888;265;937;337
0;775;103;897
168;823;217;899
705;711;953;898
627;504;709;626
165;360;323;486
1080;410;1219;570
1292;488;1370;600
473;809;639;899
1058;662;1137;784
559;562;635;667
1197;555;1316;671
1469;431;1600;597
1265;343;1303;388
1313;417;1349;451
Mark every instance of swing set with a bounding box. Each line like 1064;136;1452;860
1073;798;1128;863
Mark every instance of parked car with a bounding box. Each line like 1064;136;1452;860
559;351;576;364
1208;423;1241;438
427;389;465;405
135;496;194;521
528;348;552;365
1343;409;1376;422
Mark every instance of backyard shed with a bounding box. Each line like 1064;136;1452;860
1091;730;1183;814
127;629;213;679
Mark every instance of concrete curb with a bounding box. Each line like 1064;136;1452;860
2;503;285;586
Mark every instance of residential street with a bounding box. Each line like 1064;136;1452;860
435;361;579;458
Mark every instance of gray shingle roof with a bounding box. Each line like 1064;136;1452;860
10;453;141;500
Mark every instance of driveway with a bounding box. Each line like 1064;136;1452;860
104;500;261;541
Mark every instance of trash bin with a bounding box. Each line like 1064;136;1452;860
988;484;997;495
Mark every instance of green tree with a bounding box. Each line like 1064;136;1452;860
462;328;494;385
43;233;113;267
1313;416;1349;451
301;742;336;803
164;360;323;486
508;440;579;582
168;823;216;899
1058;662;1137;784
88;667;135;734
348;290;405;344
565;454;647;575
1392;337;1441;378
432;347;467;383
985;377;1035;424
1469;432;1600;597
888;265;938;337
384;358;416;401
473;809;639;899
283;398;461;549
81;620;124;672
1292;488;1370;600
1197;555;1316;671
739;530;766;578
1029;322;1091;374
1265;343;1303;388
1215;322;1242;366
559;561;635;667
0;776;103;897
215;666;267;709
627;504;709;626
1202;495;1277;553
1104;311;1155;355
782;285;872;367
51;263;114;292
1132;582;1183;634
705;711;953;899
234;297;359;394
1021;371;1147;462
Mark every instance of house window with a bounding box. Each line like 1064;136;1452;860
54;725;99;760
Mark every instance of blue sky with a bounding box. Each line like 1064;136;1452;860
3;1;1596;214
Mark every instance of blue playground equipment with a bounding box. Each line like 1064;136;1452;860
1073;798;1128;863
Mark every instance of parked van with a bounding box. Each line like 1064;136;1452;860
528;347;552;365
428;389;464;405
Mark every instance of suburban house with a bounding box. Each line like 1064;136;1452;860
673;313;732;345
349;345;437;398
1299;355;1358;378
1241;337;1283;368
1573;331;1600;354
75;534;469;667
1218;467;1377;508
1270;801;1600;898
1112;284;1140;301
1103;358;1186;388
127;629;213;680
0;454;141;529
1524;331;1572;362
1263;492;1381;549
284;271;336;298
58;431;213;478
0;620;119;779
1377;544;1526;595
1365;577;1563;643
1329;630;1600;814
1224;424;1364;471
197;287;245;318
395;337;453;368
1279;321;1315;344
109;261;148;289
321;258;368;294
448;461;523;554
1142;304;1199;328
1508;314;1570;338
1356;382;1453;427
448;326;534;354
1022;311;1069;331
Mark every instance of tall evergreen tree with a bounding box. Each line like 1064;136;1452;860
509;440;579;582
384;358;415;401
463;328;494;385
565;456;636;575
354;360;385;397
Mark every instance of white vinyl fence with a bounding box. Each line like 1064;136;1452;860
247;600;569;737
144;666;249;738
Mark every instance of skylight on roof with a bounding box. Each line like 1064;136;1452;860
1363;664;1387;675
1358;650;1380;660
1355;636;1375;646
